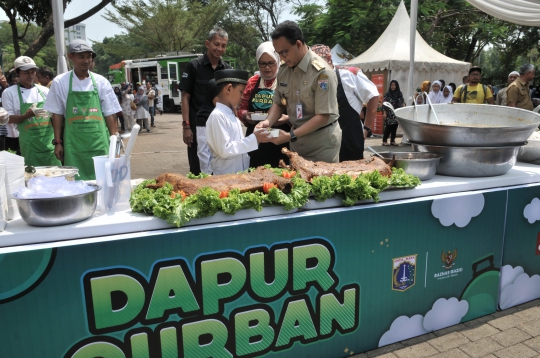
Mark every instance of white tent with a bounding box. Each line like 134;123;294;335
344;1;470;102
467;0;540;27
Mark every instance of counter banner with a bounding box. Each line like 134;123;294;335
0;190;508;357
500;186;540;310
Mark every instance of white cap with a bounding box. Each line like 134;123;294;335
509;71;520;77
14;56;38;71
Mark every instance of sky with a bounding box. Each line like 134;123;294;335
0;0;302;44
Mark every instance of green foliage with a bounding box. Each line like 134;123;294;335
130;175;310;227
294;0;540;85
0;20;57;71
103;0;227;53
92;35;150;75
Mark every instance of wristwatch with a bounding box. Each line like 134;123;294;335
52;138;62;145
182;120;190;127
290;130;297;143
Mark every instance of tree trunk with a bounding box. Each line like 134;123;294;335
8;16;21;58
464;29;482;63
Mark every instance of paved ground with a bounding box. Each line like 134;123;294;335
129;113;540;358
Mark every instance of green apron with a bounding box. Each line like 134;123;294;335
64;72;110;180
17;85;62;167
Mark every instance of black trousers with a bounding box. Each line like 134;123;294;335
187;124;201;175
383;123;399;143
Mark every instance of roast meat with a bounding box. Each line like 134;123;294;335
146;167;293;195
280;148;392;182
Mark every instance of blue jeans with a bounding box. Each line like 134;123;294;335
149;106;155;126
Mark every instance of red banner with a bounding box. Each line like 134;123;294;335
371;74;385;135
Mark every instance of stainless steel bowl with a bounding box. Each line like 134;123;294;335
518;140;540;165
395;104;540;146
411;143;521;177
377;152;443;181
12;184;101;227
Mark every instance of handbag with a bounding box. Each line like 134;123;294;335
130;101;137;110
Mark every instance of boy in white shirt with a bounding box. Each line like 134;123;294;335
206;69;271;174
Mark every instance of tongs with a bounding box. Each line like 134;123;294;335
415;92;440;124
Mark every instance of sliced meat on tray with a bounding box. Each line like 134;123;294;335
147;167;293;195
280;148;392;182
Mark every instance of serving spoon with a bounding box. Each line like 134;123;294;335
367;146;386;159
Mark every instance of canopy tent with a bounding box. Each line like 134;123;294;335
467;0;540;27
344;1;470;102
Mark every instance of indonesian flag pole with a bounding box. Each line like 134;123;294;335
51;0;68;74
407;0;418;106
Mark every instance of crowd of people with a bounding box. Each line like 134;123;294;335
180;22;382;175
178;21;538;174
0;39;121;180
0;21;538;179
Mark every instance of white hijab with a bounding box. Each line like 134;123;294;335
428;80;444;104
441;85;453;103
256;41;279;80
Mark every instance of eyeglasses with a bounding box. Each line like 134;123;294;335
277;43;295;57
258;61;277;68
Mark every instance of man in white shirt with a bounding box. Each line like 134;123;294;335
44;39;121;180
2;56;60;166
312;44;379;161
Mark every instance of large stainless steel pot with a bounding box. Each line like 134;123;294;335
411;143;521;177
395;104;540;146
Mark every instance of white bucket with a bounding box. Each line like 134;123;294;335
92;155;131;211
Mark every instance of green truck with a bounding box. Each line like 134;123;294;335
108;53;236;112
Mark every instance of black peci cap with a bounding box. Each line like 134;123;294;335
214;69;249;85
469;66;482;75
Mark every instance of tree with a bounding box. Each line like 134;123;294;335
91;34;149;75
294;0;540;76
0;0;114;58
0;20;58;71
103;0;227;53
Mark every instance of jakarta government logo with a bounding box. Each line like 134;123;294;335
392;254;417;292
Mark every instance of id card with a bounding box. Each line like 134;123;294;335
296;103;303;120
295;90;302;119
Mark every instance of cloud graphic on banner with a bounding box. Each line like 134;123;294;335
431;194;485;228
379;297;468;347
500;272;540;310
524;198;540;224
378;315;429;347
499;265;525;293
423;297;469;331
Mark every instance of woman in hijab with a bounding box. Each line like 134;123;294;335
134;86;150;133
428;80;444;104
382;80;405;146
441;85;453;103
414;81;431;104
238;41;290;167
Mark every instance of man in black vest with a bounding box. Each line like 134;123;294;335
179;27;231;175
312;44;379;161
